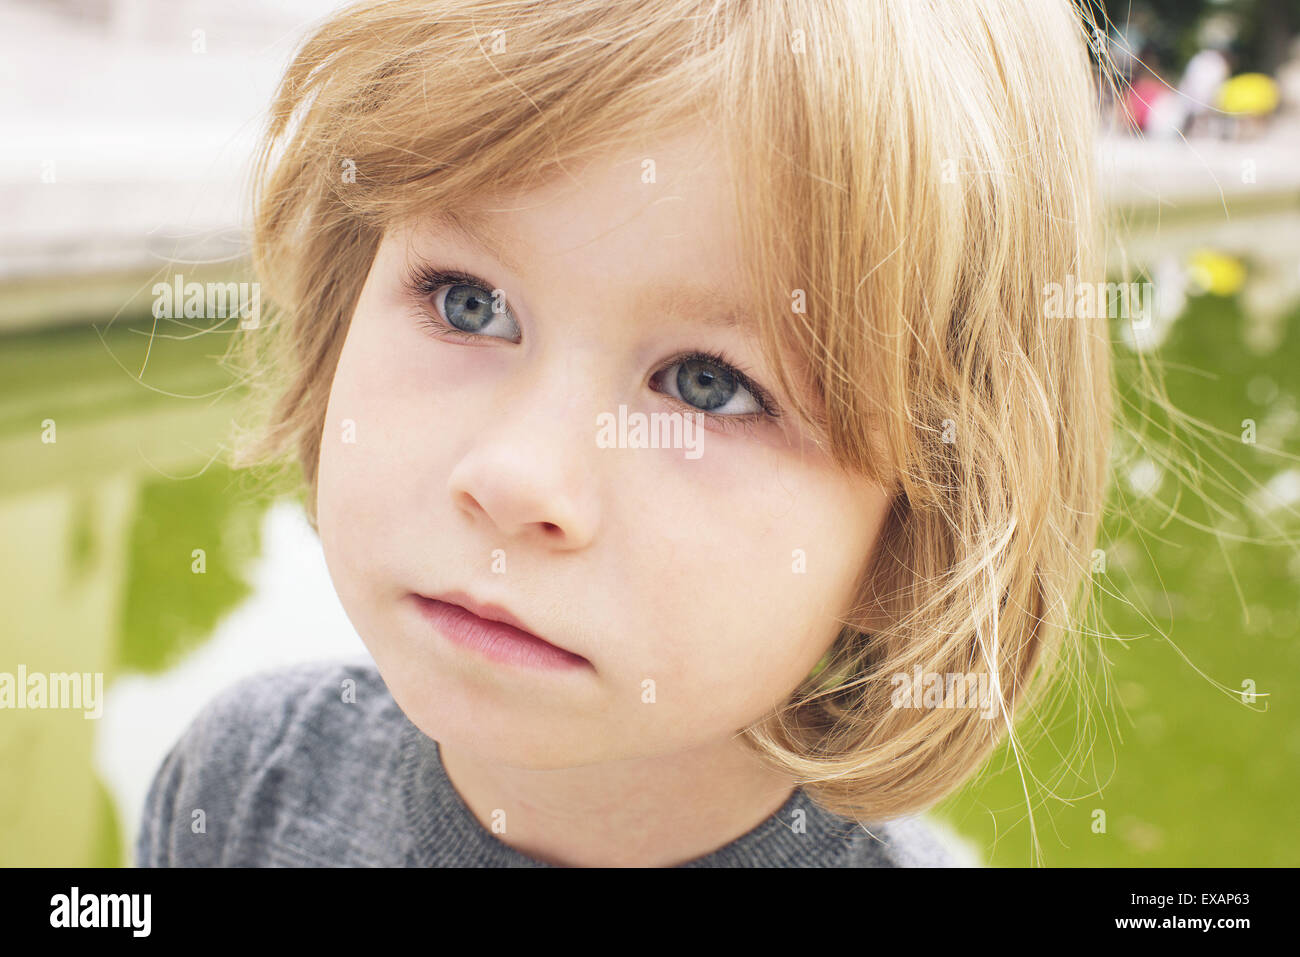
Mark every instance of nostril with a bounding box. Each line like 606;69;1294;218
454;490;485;519
541;522;560;535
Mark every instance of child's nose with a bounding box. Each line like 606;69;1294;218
445;399;601;550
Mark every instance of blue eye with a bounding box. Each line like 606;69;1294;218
651;352;769;416
413;268;521;341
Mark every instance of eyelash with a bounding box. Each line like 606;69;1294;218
406;265;507;345
404;264;783;433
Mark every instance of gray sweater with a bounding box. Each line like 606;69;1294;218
135;660;962;867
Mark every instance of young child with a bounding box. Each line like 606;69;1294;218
136;0;1110;867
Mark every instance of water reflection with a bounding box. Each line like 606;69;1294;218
96;500;366;865
0;319;365;866
1117;208;1300;356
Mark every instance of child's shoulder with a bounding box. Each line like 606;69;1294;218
843;814;978;868
169;658;397;773
135;658;403;867
191;658;393;738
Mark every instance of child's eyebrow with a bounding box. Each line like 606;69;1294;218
428;208;522;274
636;281;755;332
426;210;754;332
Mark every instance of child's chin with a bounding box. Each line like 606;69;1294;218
429;722;609;771
394;685;613;770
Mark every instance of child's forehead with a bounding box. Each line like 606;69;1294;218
429;127;734;235
395;130;760;321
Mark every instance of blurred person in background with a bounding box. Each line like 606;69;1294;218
1124;47;1181;136
1178;43;1232;138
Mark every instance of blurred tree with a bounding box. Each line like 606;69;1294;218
1235;0;1300;72
1099;0;1299;74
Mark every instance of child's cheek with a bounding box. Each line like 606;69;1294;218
315;311;433;589
606;455;838;708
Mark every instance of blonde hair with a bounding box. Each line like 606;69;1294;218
234;0;1112;829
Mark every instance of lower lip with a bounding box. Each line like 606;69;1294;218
412;596;590;671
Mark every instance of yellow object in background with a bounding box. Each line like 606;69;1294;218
1187;248;1246;296
1216;73;1280;115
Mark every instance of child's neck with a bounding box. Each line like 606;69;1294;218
438;738;797;867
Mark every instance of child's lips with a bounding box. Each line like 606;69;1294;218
409;590;591;670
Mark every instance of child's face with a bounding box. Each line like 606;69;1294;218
316;127;893;769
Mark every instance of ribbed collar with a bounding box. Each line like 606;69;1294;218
397;714;860;867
